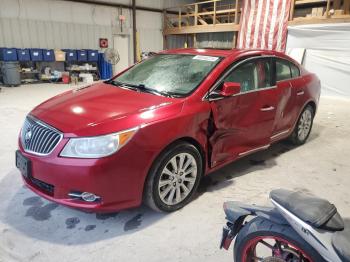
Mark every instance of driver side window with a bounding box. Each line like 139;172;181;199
224;61;258;93
222;58;272;93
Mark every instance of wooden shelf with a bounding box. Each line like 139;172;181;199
295;0;328;6
163;0;241;36
289;16;350;25
164;23;239;35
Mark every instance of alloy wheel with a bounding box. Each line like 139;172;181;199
297;109;312;141
158;153;198;205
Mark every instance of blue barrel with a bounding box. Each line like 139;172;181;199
17;49;31;61
87;49;98;62
98;53;112;79
77;50;87;62
0;48;18;61
43;49;55;62
30;49;43;61
64;49;77;62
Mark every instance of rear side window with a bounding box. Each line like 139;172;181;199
290;63;300;78
256;58;272;89
276;59;291;81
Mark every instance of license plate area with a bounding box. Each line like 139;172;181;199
220;223;235;250
16;150;31;179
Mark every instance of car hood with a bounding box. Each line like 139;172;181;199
30;82;184;137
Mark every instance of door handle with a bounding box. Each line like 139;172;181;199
260;106;275;112
297;91;305;96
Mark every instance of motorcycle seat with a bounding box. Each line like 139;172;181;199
270;189;344;231
332;224;350;262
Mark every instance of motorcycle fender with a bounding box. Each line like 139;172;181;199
224;201;289;226
221;201;289;250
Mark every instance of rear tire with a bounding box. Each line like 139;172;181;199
290;105;314;145
143;142;203;212
234;217;325;262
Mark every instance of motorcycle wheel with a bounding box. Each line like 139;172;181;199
233;217;325;262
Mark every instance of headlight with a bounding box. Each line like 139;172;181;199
60;127;138;158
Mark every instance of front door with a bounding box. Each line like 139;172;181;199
209;57;278;167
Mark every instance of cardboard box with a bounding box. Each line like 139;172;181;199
54;50;66;62
334;9;345;16
317;7;324;17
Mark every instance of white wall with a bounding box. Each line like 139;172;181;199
287;23;350;98
0;0;118;49
0;0;186;52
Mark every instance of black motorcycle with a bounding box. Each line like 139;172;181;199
220;189;350;262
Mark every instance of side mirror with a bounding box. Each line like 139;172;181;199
219;82;241;97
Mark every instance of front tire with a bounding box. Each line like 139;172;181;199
234;217;325;262
290;105;314;145
144;142;203;212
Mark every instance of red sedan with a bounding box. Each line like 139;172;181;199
16;48;320;212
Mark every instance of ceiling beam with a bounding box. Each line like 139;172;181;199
59;0;165;13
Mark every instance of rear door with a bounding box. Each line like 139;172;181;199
289;62;307;113
272;58;305;139
209;57;278;167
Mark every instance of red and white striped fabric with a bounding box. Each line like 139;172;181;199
237;0;292;52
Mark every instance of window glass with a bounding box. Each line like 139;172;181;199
290;63;300;78
256;59;272;88
276;59;291;81
224;61;258;92
113;54;221;96
222;58;271;93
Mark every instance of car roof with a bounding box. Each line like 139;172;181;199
160;48;298;65
161;48;283;57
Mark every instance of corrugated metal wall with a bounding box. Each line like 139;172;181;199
197;32;234;48
0;0;117;49
0;0;190;52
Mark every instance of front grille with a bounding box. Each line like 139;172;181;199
21;116;63;156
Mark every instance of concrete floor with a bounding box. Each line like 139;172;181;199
0;83;350;262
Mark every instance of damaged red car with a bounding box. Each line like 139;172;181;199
16;48;321;212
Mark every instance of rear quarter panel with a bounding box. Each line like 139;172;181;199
302;70;321;112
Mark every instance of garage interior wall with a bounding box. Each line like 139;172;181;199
0;0;190;66
286;23;350;98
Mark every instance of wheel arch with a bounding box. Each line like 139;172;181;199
305;100;317;114
153;136;206;176
141;136;207;197
292;99;317;130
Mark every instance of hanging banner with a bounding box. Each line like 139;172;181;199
237;0;292;52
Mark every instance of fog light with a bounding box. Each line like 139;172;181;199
68;191;101;202
81;192;99;202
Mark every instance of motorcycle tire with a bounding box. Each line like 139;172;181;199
233;217;325;262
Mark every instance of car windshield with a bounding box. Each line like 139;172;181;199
111;54;221;96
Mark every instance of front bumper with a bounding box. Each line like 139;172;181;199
17;137;153;212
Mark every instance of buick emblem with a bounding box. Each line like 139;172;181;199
24;128;32;144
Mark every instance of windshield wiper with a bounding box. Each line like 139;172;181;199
108;80;140;91
134;84;178;98
108;80;179;98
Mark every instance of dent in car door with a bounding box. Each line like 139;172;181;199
208;58;277;167
209;92;260;166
